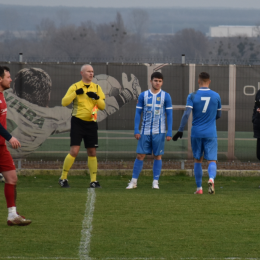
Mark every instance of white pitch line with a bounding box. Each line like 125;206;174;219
0;256;78;260
79;188;96;260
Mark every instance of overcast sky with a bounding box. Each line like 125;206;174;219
0;0;260;8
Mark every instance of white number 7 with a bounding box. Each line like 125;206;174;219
201;97;211;113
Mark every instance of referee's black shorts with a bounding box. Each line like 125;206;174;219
70;116;98;148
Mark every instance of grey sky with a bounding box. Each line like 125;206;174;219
1;0;260;8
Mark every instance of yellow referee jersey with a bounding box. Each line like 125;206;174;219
61;80;106;121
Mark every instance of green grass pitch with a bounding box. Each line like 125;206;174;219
0;175;260;260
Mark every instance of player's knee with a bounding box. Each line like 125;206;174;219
4;172;18;185
88;151;96;157
136;154;145;160
70;151;78;157
87;148;96;157
70;147;79;157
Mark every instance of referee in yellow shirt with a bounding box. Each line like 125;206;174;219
59;64;106;188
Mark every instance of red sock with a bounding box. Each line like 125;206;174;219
4;183;16;208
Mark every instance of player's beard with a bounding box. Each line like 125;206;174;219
1;82;10;91
151;84;161;91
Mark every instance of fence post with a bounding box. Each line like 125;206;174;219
19;53;23;62
228;65;236;160
188;64;196;159
181;160;185;169
18;160;21;170
182;54;185;64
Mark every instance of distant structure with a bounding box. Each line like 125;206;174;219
210;26;257;38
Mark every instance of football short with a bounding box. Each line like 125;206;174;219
70;116;98;148
0;145;16;172
191;137;218;161
136;133;165;156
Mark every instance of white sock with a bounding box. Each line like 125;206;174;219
131;178;137;184
209;178;214;183
197;187;202;191
153;180;158;184
8;207;18;220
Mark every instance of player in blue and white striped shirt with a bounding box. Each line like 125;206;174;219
173;72;222;195
126;72;173;189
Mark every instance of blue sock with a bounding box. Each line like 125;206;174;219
132;159;143;179
194;163;203;188
208;162;217;180
153;160;162;180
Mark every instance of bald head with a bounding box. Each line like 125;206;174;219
81;64;93;72
80;64;94;84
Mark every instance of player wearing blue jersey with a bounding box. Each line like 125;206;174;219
126;72;173;189
173;72;221;194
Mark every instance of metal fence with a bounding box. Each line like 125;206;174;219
1;61;258;162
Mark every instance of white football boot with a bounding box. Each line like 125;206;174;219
126;179;137;189
152;180;159;189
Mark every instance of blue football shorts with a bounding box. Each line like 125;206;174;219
136;133;165;156
191;137;218;161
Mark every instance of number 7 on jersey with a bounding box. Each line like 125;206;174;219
201;97;211;113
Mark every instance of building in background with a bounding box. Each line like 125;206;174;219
210;26;257;37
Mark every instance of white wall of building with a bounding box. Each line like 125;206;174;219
210;26;258;37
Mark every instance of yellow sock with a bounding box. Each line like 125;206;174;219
88;156;97;182
61;153;76;180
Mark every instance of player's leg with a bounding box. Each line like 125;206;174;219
126;153;146;189
126;135;151;189
1;146;31;226
257;138;260;160
203;138;218;194
59;146;79;188
59;117;83;188
87;147;101;188
83;121;100;188
151;133;165;189
257;138;260;188
191;137;204;194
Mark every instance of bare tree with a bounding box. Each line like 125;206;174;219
209;36;260;61
51;22;100;59
56;8;71;27
162;29;209;60
128;9;149;37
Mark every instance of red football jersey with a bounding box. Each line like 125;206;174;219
0;91;7;145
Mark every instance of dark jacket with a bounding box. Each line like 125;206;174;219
252;89;260;138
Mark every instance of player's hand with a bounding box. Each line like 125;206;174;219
87;92;100;100
9;137;21;149
76;88;84;95
172;131;183;141
166;136;172;141
135;134;141;140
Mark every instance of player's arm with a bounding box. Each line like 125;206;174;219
0;123;21;149
178;107;192;131
216;110;222;120
173;94;193;141
216;94;222;120
134;93;144;139
62;85;81;107
165;93;173;140
0;122;12;141
87;85;106;110
252;90;260;123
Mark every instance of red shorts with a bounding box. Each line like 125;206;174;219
0;145;16;172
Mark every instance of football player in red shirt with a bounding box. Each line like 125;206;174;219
0;66;31;226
